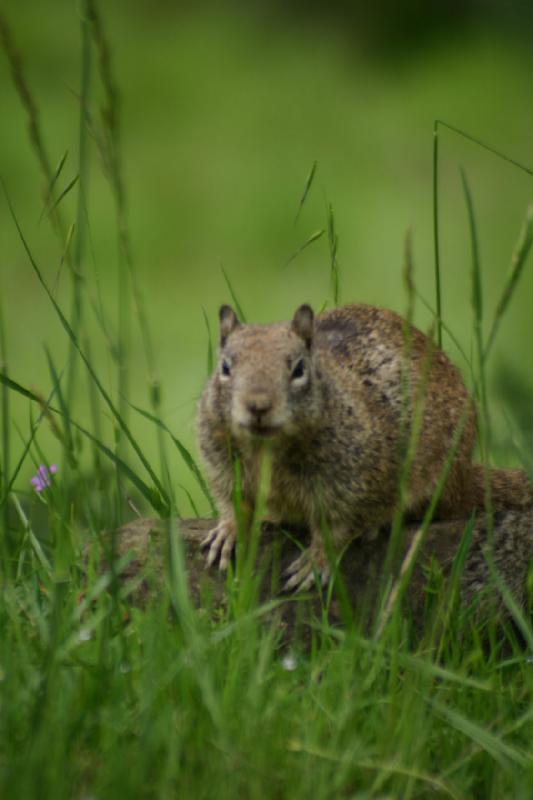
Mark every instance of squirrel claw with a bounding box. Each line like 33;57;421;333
283;549;330;592
201;520;236;570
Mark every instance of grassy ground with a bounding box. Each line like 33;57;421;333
1;2;533;797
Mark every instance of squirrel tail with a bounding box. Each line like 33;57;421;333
470;464;533;511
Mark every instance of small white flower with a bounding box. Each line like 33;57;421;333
281;652;298;671
78;628;92;642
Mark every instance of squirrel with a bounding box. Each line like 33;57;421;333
197;302;533;591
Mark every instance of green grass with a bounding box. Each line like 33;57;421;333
1;3;533;798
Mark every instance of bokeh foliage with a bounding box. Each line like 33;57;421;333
2;0;533;512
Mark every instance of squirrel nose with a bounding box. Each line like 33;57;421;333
247;394;272;420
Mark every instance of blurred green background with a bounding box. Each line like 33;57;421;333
2;0;533;514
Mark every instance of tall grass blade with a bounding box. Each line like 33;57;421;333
0;382;62;509
415;290;470;367
0;12;53;190
43;175;79;220
235;444;271;613
294;159;317;226
435;515;475;657
385;299;436;584
85;3;171;522
84;336;103;478
461;168;492;527
485;204;533;360
327;202;340;305
39;149;69;220
435;119;533;177
0;296;9;571
66;0;92;410
403;227;415;326
431;698;529;768
0;11;73;254
284;229;325;268
221;265;247;322
483;547;533;651
202;308;214;377
381;230;420;580
402;647;489;691
461;170;483;337
2;186;170;513
433;118;533;348
0;372;40;404
44;347;75;464
131;402;214;513
72;422;166;513
10;492;52;576
57;222;76;282
287;743;463;800
432;120;443;347
0;371;165;513
179;483;200;516
86;0;122;197
88;0;163;442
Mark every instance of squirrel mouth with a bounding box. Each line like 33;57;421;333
240;422;280;438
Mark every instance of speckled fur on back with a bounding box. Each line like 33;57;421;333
197;303;533;589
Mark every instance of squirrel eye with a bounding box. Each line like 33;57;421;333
291;358;305;381
221;358;231;377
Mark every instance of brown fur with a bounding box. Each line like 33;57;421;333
197;303;533;589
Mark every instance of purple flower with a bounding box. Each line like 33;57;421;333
31;464;58;493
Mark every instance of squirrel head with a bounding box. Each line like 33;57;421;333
211;303;323;440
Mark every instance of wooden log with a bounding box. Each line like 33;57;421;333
104;511;532;642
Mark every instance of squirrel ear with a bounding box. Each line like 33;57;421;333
291;304;314;349
219;304;240;345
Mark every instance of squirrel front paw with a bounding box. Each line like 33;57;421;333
283;546;331;592
201;519;237;570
